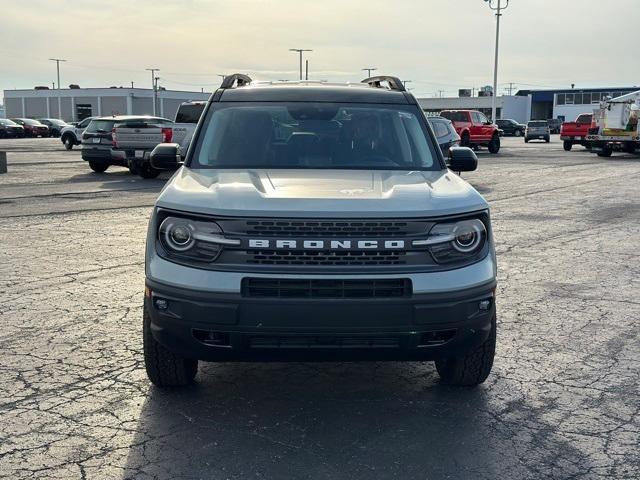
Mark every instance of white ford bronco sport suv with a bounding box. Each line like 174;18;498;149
143;74;497;387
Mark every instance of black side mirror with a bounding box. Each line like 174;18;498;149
150;143;181;170
448;147;478;172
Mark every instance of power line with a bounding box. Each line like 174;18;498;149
146;68;160;115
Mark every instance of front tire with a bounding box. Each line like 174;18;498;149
563;140;573;151
88;160;109;173
514;129;522;137
597;146;613;157
460;132;470;148
63;135;75;150
139;163;161;179
143;304;198;387
436;313;496;386
545;136;550;143
487;134;500;153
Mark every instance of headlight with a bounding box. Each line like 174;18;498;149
158;216;238;262
413;218;488;264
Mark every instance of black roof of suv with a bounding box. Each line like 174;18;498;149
213;74;412;104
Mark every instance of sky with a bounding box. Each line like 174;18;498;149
1;0;638;102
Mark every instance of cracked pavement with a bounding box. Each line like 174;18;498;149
0;137;638;479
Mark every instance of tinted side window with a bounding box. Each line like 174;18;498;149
78;118;91;128
471;112;483;123
175;104;205;123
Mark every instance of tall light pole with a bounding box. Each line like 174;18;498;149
403;80;412;88
484;0;509;122
363;67;377;78
49;58;66;89
146;68;160;115
289;49;312;80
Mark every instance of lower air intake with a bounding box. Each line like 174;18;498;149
242;278;411;298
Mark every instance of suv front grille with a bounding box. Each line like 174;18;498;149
246;249;408;266
242;220;416;237
242;278;411;298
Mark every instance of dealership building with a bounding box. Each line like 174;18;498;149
418;86;638;123
418;94;531;123
2;87;211;122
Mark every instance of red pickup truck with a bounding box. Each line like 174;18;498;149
560;113;593;151
439;110;501;153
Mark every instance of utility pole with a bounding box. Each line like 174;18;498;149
146;68;160;115
438;90;445;98
217;74;227;85
289;49;312;80
506;82;516;95
362;67;377;78
131;81;134;89
154;76;160;115
403;80;412;88
49;58;66;89
305;60;309;80
484;0;509;121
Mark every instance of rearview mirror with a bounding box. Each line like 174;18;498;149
150;143;181;170
448;147;477;172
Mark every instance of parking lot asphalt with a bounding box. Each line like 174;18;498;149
0;136;638;480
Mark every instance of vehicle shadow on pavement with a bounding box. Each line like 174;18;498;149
66;169;171;191
121;361;588;479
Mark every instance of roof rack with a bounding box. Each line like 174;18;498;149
220;73;252;89
361;76;406;92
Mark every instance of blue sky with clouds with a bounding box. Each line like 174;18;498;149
1;0;638;101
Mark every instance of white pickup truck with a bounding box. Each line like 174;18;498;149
111;101;206;178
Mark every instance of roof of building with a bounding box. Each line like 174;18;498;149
516;86;638;96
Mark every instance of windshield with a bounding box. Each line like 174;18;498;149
21;119;45;126
43;119;67;126
191;103;440;170
0;119;18;126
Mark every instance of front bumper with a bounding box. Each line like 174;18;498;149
145;277;496;362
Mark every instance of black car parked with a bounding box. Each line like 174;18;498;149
81;118;121;172
547;118;562;134
495;119;526;137
38;118;70;137
0;118;25;138
427;116;460;156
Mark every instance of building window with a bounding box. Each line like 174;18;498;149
564;93;574;105
76;104;92;120
557;93;565;105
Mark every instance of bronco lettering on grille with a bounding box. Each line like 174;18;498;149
247;239;405;250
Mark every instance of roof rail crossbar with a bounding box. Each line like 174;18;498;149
361;76;406;92
220;73;252;89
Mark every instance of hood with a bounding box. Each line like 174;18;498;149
155;168;488;218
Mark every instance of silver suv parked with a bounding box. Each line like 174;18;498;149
525;120;551;143
142;74;498;388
